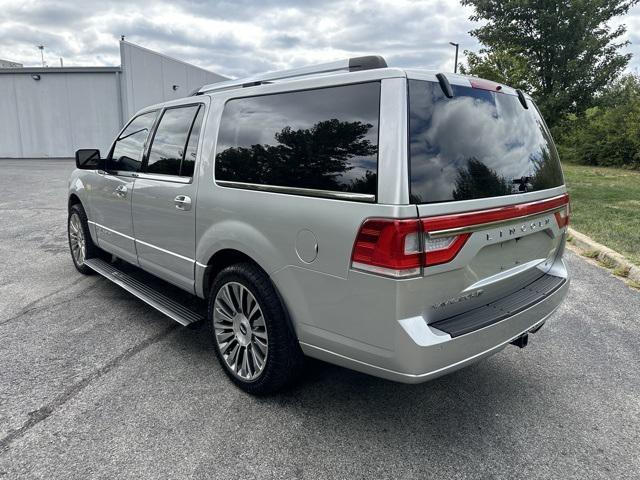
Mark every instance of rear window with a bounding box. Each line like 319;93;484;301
408;79;564;204
215;82;380;196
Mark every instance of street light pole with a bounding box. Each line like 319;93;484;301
37;45;45;67
449;42;459;73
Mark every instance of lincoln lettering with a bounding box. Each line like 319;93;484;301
486;217;551;241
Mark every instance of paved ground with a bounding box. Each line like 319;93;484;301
0;159;638;479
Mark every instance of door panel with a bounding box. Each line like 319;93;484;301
90;173;137;265
130;104;205;292
131;178;196;291
88;110;158;264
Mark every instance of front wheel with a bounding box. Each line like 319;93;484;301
68;203;97;275
208;263;304;395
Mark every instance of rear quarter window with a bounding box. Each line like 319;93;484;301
408;79;564;204
214;82;380;197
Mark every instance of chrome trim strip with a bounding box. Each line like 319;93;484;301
135;238;195;263
216;180;376;202
104;171;139;178
89;221;195;263
88;221;135;241
135;172;192;184
195;261;208;269
351;261;420;279
427;206;563;239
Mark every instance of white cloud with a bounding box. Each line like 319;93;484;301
0;0;638;78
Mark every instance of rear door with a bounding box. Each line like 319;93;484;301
90;110;158;264
407;77;568;319
131;103;206;292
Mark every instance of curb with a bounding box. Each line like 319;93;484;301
568;227;640;283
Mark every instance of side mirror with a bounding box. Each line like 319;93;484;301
75;149;103;170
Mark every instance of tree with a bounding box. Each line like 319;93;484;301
459;48;533;91
554;74;640;169
460;0;638;125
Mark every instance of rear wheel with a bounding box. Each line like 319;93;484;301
68;203;97;275
208;263;304;395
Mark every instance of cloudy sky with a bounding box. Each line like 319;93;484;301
2;0;640;78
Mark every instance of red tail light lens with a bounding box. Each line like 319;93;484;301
351;219;422;278
554;203;570;228
422;233;471;266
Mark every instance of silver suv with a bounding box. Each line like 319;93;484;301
68;56;570;394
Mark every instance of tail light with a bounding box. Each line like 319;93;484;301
351;194;570;278
554;203;570;228
351;219;422;278
422;232;471;266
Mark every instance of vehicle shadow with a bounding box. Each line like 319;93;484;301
178;323;552;460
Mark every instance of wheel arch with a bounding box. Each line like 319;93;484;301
198;248;299;339
68;193;82;210
200;248;259;299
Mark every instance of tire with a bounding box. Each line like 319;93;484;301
67;203;97;275
208;263;304;395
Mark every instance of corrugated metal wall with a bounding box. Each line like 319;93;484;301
119;41;227;121
0;41;227;158
0;69;121;158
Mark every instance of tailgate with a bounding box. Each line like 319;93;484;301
416;193;569;323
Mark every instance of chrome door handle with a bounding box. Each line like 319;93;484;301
174;195;192;211
113;185;128;198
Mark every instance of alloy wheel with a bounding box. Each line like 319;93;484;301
213;282;268;381
69;213;86;266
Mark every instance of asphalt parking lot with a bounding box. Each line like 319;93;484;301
0;159;638;479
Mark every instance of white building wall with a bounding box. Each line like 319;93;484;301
119;41;227;120
0;69;121;158
0;41;226;158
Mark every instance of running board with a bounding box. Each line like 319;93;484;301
84;258;203;326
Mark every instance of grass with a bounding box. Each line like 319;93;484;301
598;257;618;270
562;163;640;266
613;266;630;278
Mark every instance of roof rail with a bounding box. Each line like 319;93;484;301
195;55;387;95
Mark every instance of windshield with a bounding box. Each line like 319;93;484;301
408;79;564;204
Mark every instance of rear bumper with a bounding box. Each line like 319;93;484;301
294;260;570;384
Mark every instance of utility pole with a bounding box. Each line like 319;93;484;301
37;45;45;67
449;42;459;73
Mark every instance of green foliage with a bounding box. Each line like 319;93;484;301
613;266;630;277
460;0;637;126
459;48;532;90
555;74;640;169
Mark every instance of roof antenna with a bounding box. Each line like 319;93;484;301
436;73;454;98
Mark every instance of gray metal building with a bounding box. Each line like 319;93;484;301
0;59;23;68
0;41;227;158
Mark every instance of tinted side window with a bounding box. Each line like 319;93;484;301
215;82;380;196
146;105;200;176
181;106;204;177
110;111;157;172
